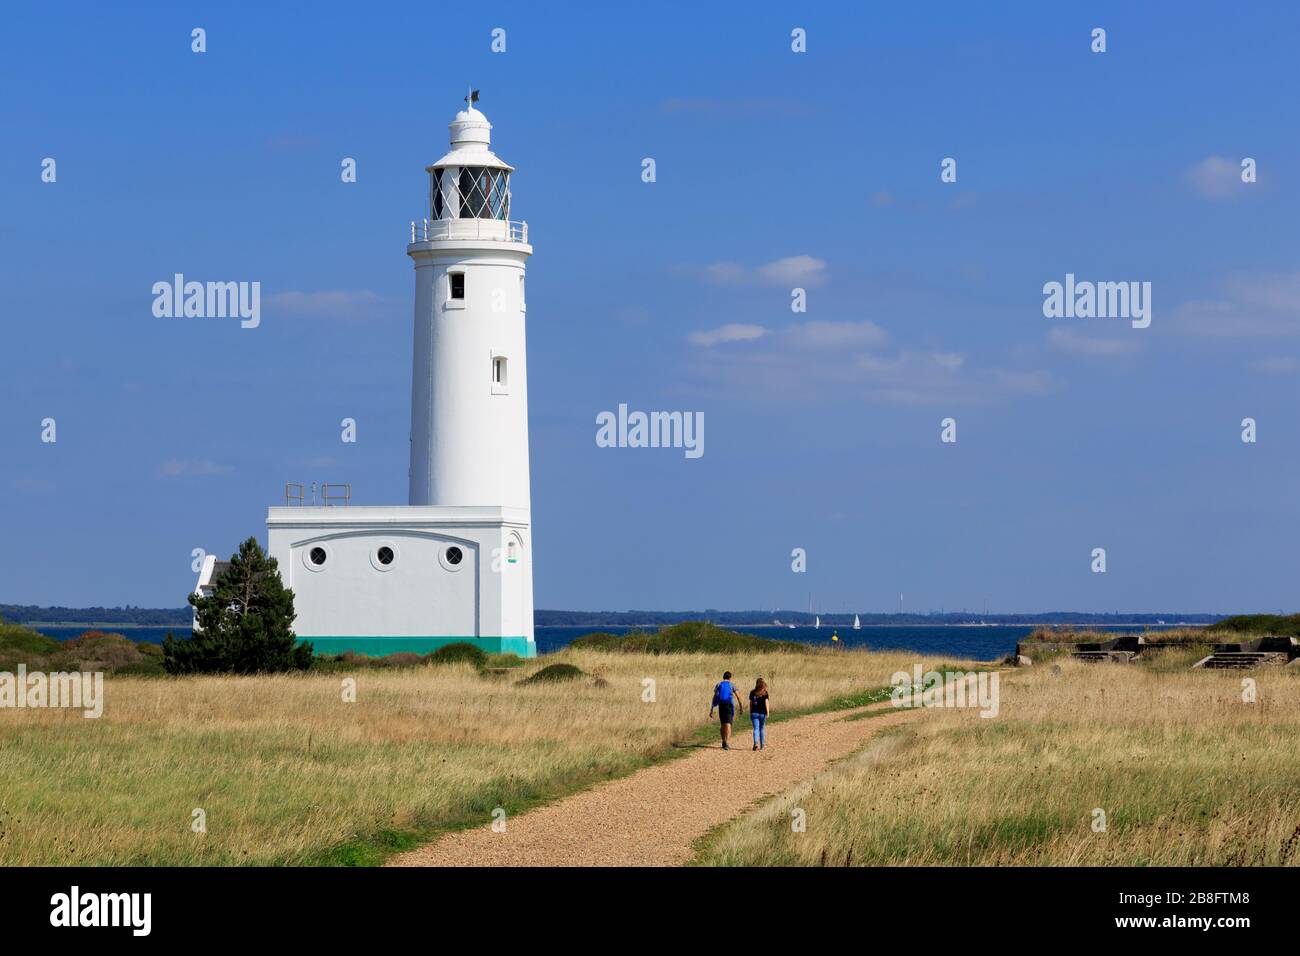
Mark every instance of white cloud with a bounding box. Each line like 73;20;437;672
1222;272;1300;313
681;318;1050;406
990;368;1054;395
1170;296;1300;338
1159;271;1300;340
930;352;966;370
1250;355;1298;373
159;459;233;478
701;262;748;285
688;319;887;351
266;290;393;320
1047;326;1141;357
1186;155;1248;200
697;255;829;287
688;323;768;347
755;255;829;286
785;319;888;350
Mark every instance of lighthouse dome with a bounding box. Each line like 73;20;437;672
449;105;491;147
431;102;512;172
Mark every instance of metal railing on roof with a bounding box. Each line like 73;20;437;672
282;482;350;506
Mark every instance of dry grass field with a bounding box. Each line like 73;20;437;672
0;646;936;866
694;657;1300;866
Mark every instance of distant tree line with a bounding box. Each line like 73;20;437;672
0;604;193;626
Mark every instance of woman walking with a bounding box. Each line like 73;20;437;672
749;677;770;751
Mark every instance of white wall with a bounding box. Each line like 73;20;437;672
407;244;532;510
283;530;477;638
266;506;532;640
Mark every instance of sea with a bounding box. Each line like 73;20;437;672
29;623;1200;660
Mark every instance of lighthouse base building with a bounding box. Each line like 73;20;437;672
263;505;533;657
198;96;538;658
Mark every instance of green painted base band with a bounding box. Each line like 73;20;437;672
300;636;536;658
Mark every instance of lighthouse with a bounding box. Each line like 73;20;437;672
250;94;537;658
408;93;532;512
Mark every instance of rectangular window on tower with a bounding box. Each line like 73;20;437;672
519;274;526;312
449;272;465;300
492;355;508;395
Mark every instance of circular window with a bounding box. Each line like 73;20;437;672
303;544;331;572
439;544;467;571
369;542;399;572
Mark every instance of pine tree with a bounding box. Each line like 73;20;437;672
165;537;313;673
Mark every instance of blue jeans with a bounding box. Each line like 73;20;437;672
751;713;767;747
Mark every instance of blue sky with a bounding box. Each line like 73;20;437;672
2;1;1297;613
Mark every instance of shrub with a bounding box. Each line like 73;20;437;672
1208;614;1300;638
57;631;145;670
379;652;424;668
0;622;171;675
1021;627;1208;646
518;663;586;685
426;643;487;668
113;658;168;676
0;620;61;661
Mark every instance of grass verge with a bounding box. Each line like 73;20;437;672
0;642;968;866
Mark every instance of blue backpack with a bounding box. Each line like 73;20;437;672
714;680;732;705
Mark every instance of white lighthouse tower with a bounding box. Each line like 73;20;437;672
408;92;532;512
254;93;537;658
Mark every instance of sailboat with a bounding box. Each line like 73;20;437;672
814;615;820;629
853;614;861;630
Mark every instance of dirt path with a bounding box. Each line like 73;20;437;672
387;704;917;867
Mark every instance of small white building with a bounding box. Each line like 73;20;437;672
215;96;536;658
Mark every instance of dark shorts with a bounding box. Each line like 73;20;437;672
717;702;734;725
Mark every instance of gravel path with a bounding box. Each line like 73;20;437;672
387;704;916;867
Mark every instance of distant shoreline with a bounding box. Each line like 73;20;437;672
21;620;1209;631
737;622;1207;629
18;621;184;629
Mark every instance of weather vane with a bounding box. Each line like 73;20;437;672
465;87;480;108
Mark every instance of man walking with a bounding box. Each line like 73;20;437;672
710;670;744;750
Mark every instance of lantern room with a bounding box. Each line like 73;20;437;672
426;92;513;221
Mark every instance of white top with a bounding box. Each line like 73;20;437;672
430;104;512;171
